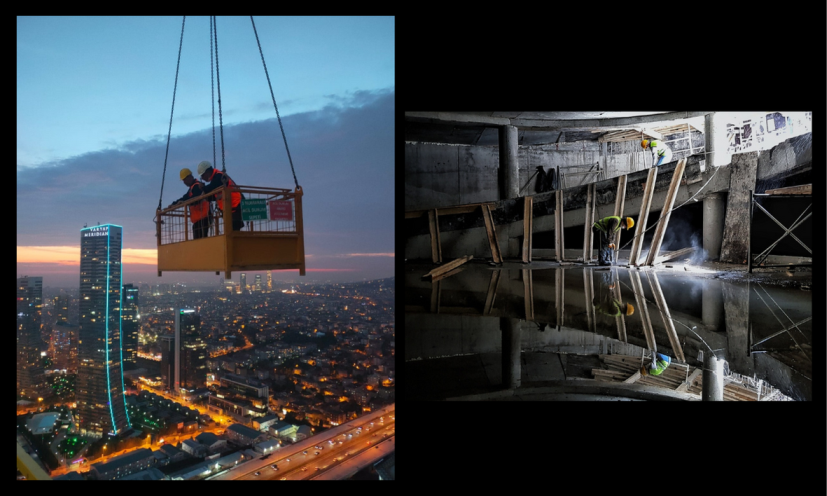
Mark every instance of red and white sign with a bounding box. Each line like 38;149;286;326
269;200;293;221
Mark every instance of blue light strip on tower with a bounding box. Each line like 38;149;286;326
118;228;132;428
105;226;118;434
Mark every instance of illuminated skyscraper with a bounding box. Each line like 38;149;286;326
177;309;207;392
267;271;272;291
17;276;47;399
240;273;247;293
54;294;69;323
75;224;131;437
159;335;176;391
255;274;262;292
121;284;139;369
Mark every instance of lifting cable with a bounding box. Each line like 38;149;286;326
250;15;300;189
210;16;217;170
212;16;227;174
157;16;187;214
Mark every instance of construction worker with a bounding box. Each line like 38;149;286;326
592;216;634;266
197;161;244;232
640;353;672;376
641;139;673;167
170;168;211;239
593;271;634;317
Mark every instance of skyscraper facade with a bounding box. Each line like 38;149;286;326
255;274;262;292
267;271;272;291
176;309;207;392
75;225;131;437
121;284;140;370
54;294;69;323
240;273;247;293
17;276;47;399
159;335;176;391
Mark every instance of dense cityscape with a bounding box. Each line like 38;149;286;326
17;231;395;480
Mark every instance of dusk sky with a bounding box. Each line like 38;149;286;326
17;16;394;288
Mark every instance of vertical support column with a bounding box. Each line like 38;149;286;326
523;269;534;321
555;267;564;330
582;183;594;263
702;278;724;330
748;190;753;273
481;205;502;264
501;318;522;389
704;112;725;168
629;167;657;266
428;209;442;264
612;175;627;263
499;125;519;200
522;196;533;263
645;271;685;362
630;271;656;353
555;190;564;262
645;158;688;265
702;192;727;261
702;353;724;401
583;268;594;332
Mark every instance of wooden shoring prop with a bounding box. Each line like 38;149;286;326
629;167;657;266
428;209;442;264
582;183;594;263
481;205;502;263
422;255;473;280
613;270;627;343
555;267;564;330
523;269;534;321
612;175;627;264
630;270;656;352
645;271;686;362
522;196;534;263
555;190;564;262
645;158;688;265
483;270;501;316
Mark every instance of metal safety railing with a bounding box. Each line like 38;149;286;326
156;184;300;246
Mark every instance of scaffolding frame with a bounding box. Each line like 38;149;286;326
747;190;812;273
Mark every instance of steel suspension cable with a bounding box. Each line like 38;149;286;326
158;16;186;212
250;15;300;189
212;16;227;173
210;16;216;169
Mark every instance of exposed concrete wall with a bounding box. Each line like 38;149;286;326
719;152;759;264
722;281;752;376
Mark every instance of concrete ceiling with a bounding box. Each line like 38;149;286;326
405;111;709;147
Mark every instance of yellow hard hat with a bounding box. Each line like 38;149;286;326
625;303;635;316
641;140;649;149
626;217;635;229
180;168;192;180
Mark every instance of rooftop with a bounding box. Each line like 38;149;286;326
92;448;154;474
226;423;263;439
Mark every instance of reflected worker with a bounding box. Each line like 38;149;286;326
592;216;634;266
640;353;672;376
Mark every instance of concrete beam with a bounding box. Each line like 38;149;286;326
405;111;511;126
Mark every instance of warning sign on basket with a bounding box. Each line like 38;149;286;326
241;199;267;221
269;200;293;221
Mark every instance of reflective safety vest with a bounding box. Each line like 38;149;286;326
649;140;669;158
593;216;622;234
208;169;242;211
187;183;210;223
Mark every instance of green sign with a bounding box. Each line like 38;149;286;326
241;199;267;221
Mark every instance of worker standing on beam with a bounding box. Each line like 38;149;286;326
640;352;672;376
641;139;673;167
592;216;634;266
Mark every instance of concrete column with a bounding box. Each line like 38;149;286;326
701;279;724;331
703;192;727;260
499;125;519;200
702;353;724;401
501;317;521;389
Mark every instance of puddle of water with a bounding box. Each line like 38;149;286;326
405;263;812;400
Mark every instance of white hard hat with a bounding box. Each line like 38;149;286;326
197;161;212;176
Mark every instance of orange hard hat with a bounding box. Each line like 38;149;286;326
641;140;650;149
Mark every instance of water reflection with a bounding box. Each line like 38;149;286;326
405;263;812;401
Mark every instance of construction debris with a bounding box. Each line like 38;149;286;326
422;255;473;281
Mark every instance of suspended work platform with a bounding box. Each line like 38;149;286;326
156;184;305;279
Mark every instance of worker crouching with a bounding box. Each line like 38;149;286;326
640;353;671;376
592;216;634;266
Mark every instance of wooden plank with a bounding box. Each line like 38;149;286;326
522;196;533;263
483;270;501;316
584;269;593;332
422;255;473;279
431;265;466;283
676;368;702;392
428;209;442;264
645;158;688;265
629;167;658;265
644;271;686;362
630;271;657;352
582;184;593;263
613;279;627;343
656;246;697;264
523;269;534;321
765;184;811;195
623;370;641;384
481;205;502;263
612;175;627;264
556;267;564;329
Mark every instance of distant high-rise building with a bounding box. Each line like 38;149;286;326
177;309;207;393
224;280;235;293
267;271;272;291
159;335;176;391
17;276;47;399
240;273;247;293
121;284;140;370
255;274;262;292
75;225;131;437
54;294;69;323
52;321;77;371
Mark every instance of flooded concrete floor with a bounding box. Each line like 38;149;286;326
405;259;812;401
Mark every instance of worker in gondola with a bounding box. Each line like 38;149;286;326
170;168;212;239
641;139;673;167
592;216;634;266
640;352;672;376
197;161;244;232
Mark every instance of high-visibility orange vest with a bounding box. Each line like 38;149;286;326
208;169;241;211
187;183;210;223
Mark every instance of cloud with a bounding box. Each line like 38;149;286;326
17;88;394;286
